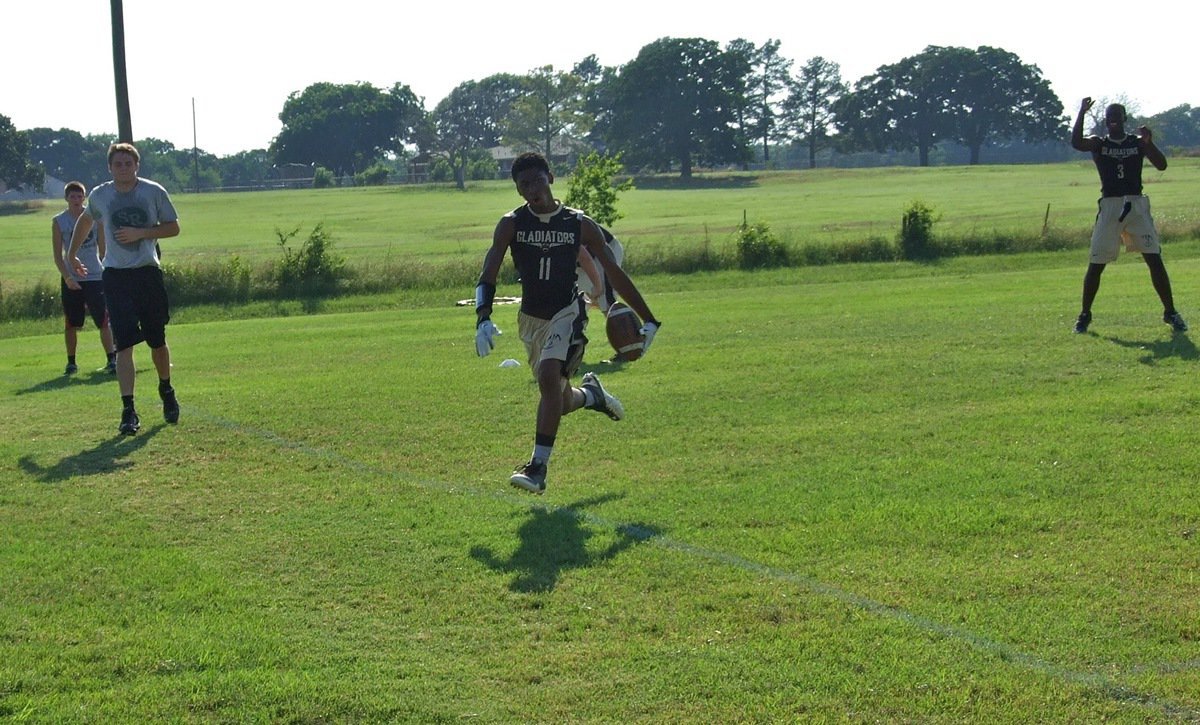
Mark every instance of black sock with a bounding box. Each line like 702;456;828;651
122;394;135;411
68;355;76;365
159;378;173;395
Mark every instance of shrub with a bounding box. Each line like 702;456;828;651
899;201;938;260
469;158;497;181
355;165;390;186
736;221;789;269
0;279;58;320
162;255;254;306
429;159;454;183
564;152;634;228
312;167;335;189
275;224;345;297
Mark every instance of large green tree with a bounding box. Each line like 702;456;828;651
216;149;275;188
432;74;524;189
833;49;959;167
501;65;591;160
0;114;44;191
25;128;112;185
727;38;792;162
783;56;846;169
271;82;426;176
607;37;749;178
835;46;1064;166
1147;104;1200;148
946;46;1065;164
574;55;619;152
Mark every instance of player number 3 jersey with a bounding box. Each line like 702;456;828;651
1093;135;1144;197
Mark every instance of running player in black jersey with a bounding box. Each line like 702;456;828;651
1070;97;1184;334
474;152;661;494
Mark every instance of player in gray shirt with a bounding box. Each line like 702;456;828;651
68;142;181;435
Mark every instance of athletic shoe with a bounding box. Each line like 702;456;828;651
119;408;140;436
105;358;117;374
1073;311;1092;334
510;459;547;495
1164;311;1188;333
581;371;624;421
64;363;78;376
161;389;180;424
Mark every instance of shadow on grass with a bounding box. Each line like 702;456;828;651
18;425;163;483
1102;332;1198;365
470;493;660;593
14;368;119;396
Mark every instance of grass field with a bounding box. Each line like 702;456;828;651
3;160;1200;297
3;239;1199;720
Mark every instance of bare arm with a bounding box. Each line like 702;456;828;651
1071;97;1101;152
475;216;515;324
51;220;81;290
66;213;95;277
1139;126;1168;171
582;218;658;325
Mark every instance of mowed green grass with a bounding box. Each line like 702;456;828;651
3;249;1199;720
3;160;1200;294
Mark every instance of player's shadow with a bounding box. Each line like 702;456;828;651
14;369;117;396
470;493;660;594
17;426;162;484
1102;333;1198;365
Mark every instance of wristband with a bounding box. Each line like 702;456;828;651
475;282;495;313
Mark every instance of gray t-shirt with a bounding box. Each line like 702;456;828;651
86;178;179;269
55;209;102;282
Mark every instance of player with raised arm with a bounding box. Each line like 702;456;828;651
1070;97;1183;334
474;152;660;494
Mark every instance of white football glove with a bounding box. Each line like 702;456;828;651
639;320;660;355
475;319;500;357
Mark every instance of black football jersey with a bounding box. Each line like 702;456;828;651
1093;135;1143;197
508;204;585;319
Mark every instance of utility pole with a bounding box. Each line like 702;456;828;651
192;97;200;192
110;0;133;143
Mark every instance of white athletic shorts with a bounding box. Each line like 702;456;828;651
1090;195;1160;264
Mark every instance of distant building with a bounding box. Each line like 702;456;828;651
0;175;64;200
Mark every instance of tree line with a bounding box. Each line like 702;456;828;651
5;39;1200;194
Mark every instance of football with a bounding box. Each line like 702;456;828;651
605;302;644;361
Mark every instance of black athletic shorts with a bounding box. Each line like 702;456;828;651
61;279;108;329
102;265;171;351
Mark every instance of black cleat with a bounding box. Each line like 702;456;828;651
510;459;547;495
64;363;78;376
119;408;141;436
1073;311;1092;334
161;389;180;424
1164;311;1188;333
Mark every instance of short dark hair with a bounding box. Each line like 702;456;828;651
1105;104;1127;122
64;180;86;197
511;151;550;181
